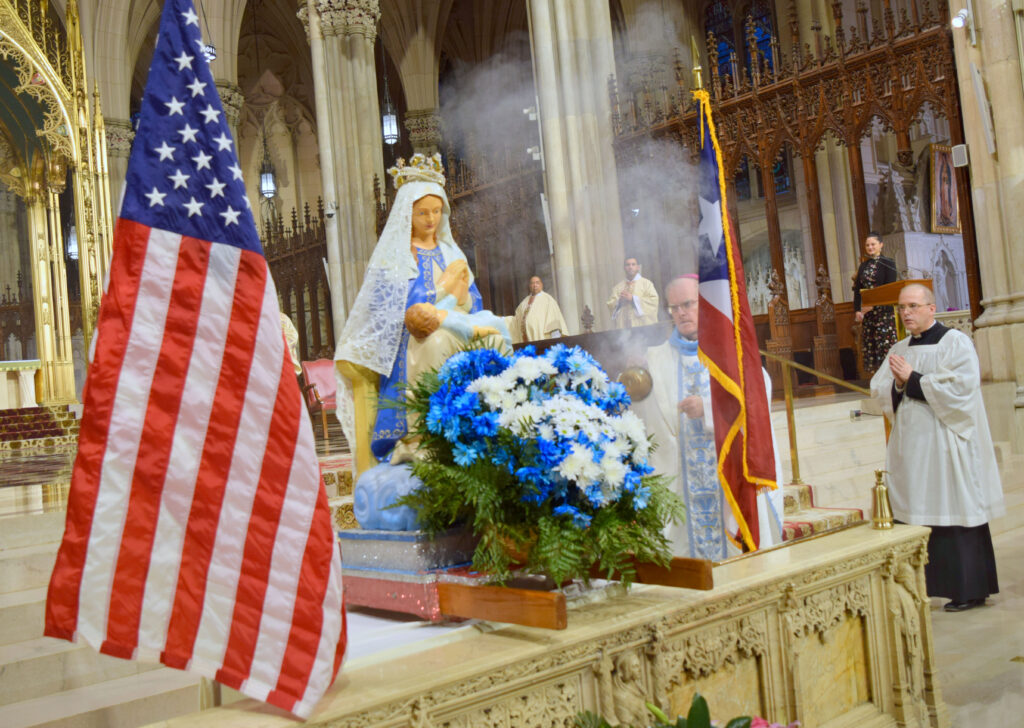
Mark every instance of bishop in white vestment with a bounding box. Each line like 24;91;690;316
636;277;782;560
510;276;569;343
870;283;1004;611
607;257;660;329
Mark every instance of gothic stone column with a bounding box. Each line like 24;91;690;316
304;0;385;334
950;0;1024;449
404;108;442;154
103;118;134;208
528;0;625;333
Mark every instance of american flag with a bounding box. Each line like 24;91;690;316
693;90;777;552
44;0;345;717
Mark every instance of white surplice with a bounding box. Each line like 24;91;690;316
870;328;1005;527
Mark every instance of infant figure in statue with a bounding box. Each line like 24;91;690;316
404;258;511;389
335;154;511;528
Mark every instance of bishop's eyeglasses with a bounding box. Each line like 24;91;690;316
896;303;933;312
667;300;698;314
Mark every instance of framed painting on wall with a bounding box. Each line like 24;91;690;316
930;144;961;234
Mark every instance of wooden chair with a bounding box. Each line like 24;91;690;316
300;359;337;454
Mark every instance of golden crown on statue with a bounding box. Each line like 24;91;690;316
388;152;446;189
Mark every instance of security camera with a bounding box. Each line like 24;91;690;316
325;201;337;219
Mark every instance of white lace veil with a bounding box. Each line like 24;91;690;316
334;180;473;457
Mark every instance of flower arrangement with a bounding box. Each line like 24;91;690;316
398;344;684;586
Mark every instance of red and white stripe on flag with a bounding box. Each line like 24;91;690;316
44;220;346;717
693;89;777;552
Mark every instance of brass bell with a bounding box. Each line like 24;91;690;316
872;469;893;530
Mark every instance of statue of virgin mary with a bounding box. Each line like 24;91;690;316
334;154;490;470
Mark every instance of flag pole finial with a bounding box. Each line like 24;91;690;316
690;35;704;91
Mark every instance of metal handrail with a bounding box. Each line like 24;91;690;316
759;349;876;486
759;350;869;396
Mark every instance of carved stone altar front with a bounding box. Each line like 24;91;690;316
148;525;948;728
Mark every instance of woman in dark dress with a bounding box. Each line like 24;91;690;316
853;232;899;371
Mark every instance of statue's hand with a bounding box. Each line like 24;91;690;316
472;325;500;339
438;260;471;307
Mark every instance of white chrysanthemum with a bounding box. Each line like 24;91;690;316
616;411;648;444
602;437;627;462
501;401;545;434
600;454;627;489
556;443;602;483
468;375;506;408
507;355;557;384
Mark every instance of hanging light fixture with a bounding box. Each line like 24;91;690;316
380;44;399;146
259;135;277;199
197;1;217;61
252;0;277;201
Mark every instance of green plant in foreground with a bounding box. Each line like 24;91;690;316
575;693;754;728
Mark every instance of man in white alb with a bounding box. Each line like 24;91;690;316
510;275;569;343
870;283;1004;612
607;256;659;329
635;275;782;560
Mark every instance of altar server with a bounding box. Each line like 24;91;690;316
637;276;783;560
871;283;1004;612
607;256;660;328
511;275;569;342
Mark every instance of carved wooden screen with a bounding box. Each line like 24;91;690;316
610;0;982;381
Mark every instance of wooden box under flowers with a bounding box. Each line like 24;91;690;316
338;527;712;630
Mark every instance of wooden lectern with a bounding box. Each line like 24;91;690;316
861;278;933;340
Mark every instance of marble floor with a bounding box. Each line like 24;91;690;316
930;525;1024;723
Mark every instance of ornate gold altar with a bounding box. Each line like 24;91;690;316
0;0;111;405
150;524;948;728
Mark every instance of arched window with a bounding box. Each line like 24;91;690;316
741;0;775;75
704;0;736;81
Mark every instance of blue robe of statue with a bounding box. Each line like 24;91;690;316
370;246;482;460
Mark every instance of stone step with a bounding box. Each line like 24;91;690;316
0;512;66;551
0;586;45;646
0;543;57;593
0;666;205;728
776;447;886;483
780;418;886;449
770;399;864;427
0;637;163;706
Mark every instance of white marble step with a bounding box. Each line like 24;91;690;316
0;543;57;593
0;636;164;706
0;586;45;646
0;512;66;551
0;666;204;728
783;418;886;449
770;397;865;427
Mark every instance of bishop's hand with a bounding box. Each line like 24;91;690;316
678;395;704;419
